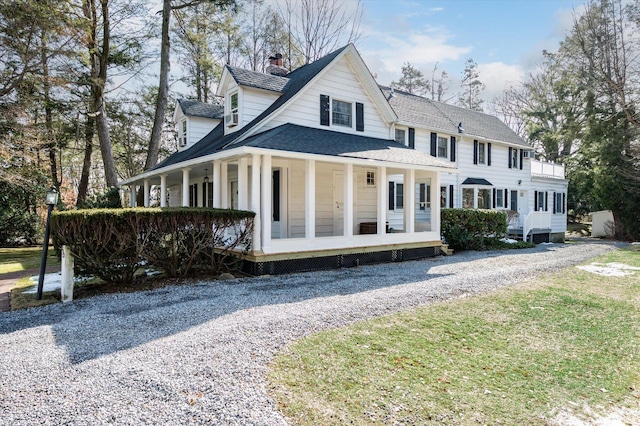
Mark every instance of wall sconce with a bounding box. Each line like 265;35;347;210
458;122;464;133
203;169;209;184
518;179;522;185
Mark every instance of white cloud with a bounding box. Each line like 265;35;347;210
477;62;525;102
360;26;472;85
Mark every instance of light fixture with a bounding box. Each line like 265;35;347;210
518;179;522;185
203;169;209;184
458;122;464;134
37;186;58;300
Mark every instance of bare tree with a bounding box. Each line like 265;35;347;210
430;63;451;102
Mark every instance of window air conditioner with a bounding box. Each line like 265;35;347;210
225;113;239;127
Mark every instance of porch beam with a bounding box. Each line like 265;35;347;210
212;160;221;208
377;166;387;235
405;169;415;233
305;159;316;241
344;163;353;237
251;154;261;253
160;175;167;207
220;162;228;209
261;154;272;252
182;168;190;207
238;157;249;210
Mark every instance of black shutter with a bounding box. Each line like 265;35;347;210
504;188;508;208
273;170;280;221
430;132;437;157
519;149;524;170
534;190;538;211
473;140;478;164
389;181;395;210
508;147;513;168
493;188;496;208
450;136;456;161
356;102;364;131
419;183;425;210
202;183;207;207
487;143;492;166
553;192;557;214
544;191;548;211
320;94;330;126
449;185;454;208
563;193;566;214
409;128;415;149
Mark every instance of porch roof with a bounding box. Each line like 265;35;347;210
462;177;493;186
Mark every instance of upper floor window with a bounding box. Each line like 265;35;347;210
478;142;486;164
226;92;239;127
179;119;187;147
332;99;352;127
230;92;238;113
437;136;448;158
511;148;518;169
395;129;406;145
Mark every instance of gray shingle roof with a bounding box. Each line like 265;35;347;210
239;124;457;169
226;66;290;93
380;86;529;147
177;99;224;119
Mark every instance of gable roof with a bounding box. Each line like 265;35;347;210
176;99;224;120
380;86;529;147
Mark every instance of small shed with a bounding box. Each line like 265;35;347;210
591;210;615;238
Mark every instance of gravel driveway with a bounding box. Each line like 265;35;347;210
0;239;619;425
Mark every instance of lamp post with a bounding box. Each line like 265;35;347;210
37;187;58;300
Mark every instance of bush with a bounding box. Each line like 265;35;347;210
77;187;122;209
51;207;254;283
441;209;507;251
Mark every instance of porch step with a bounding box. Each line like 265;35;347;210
441;244;454;256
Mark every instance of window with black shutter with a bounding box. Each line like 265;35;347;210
320;94;330;126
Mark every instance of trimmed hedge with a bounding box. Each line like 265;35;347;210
51;207;255;283
441;208;507;251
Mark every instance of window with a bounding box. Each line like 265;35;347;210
440;186;448;208
478;142;486;164
419;183;430;210
478;189;491;209
332;99;352;127
496;189;504;208
366;171;375;187
510;190;518;211
437;136;448;158
180;119;187;147
395;129;405;145
536;191;547;211
511;148;518;169
230;92;238;112
555;192;565;214
395;183;404;209
226;92;239;127
463;188;474;208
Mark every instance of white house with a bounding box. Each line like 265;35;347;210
120;44;567;274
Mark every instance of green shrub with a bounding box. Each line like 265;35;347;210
77;187;122;209
441;209;507;251
51;207;254;283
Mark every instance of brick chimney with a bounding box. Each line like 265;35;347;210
266;53;288;77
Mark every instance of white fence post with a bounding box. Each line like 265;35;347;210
60;245;74;303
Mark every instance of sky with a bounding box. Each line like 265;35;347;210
355;0;587;103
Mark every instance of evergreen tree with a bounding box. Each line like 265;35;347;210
458;58;485;111
392;62;430;96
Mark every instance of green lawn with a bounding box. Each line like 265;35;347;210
0;246;59;275
269;246;640;425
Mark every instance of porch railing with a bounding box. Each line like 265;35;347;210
530;159;565;179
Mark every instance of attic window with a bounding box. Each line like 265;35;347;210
226;92;239;127
179;119;187;147
332;99;352;127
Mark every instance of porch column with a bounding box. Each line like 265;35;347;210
431;171;441;235
344;163;353;237
129;185;136;207
377;166;387;235
305;159;316;242
473;187;478;209
143;179;150;207
405;169;415;233
182;168;190;207
160;175;167;207
212;160;221;208
220;162;228;208
261;154;272;252
238;157;249;210
251;154;261;253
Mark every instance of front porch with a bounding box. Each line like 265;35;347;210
508;210;552;243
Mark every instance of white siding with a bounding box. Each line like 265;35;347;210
241;87;279;127
189;117;219;145
264;57;390;139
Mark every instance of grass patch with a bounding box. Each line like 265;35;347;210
0;246;59;275
269;247;640;425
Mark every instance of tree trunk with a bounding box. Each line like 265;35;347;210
41;30;59;190
76;114;95;206
145;0;171;172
